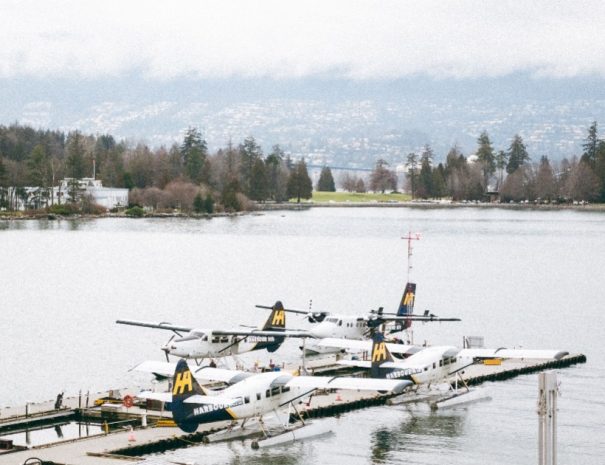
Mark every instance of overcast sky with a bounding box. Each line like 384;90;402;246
1;0;604;81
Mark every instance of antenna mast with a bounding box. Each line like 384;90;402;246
402;231;421;281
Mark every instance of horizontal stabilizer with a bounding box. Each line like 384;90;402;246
286;375;413;394
194;367;254;385
138;391;172;403
132;360;177;378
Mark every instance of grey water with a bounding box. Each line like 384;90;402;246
1;207;604;464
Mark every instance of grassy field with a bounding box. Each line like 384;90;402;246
309;191;412;203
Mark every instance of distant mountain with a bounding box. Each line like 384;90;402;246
2;74;605;167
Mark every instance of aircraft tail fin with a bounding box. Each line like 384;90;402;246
370;331;395;378
171;359;204;433
396;282;416;330
255;301;286;353
262;300;286;330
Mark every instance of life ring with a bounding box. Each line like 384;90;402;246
123;395;134;408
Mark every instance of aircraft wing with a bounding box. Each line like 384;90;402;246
116;319;192;332
460;348;569;360
132;360;177;378
193;367;254;384
255;304;310;315
286;375;412;394
383;315;461;322
137;391;172;403
318;338;418;355
212;329;314;338
183;394;241;406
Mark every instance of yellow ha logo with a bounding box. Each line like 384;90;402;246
403;291;415;306
372;342;388;362
271;309;285;326
172;371;193;395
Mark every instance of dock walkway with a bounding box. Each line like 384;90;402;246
0;353;586;465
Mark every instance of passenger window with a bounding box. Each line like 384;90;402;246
338;320;342;326
256;393;261;401
244;396;250;404
439;360;443;367
433;362;436;369
266;390;271;398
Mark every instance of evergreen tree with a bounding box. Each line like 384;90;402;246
476;131;496;188
595;140;605;202
432;163;447;198
317;166;336;192
265;145;287;201
581;121;599;167
27;144;51;188
249;158;269;201
287;159;313;202
405;153;419;198
65;131;87;179
506;134;530;174
193;192;204;213
203;194;214;213
495;150;508;190
417;145;434;198
180;127;207;184
221;177;241;212
239;136;263;195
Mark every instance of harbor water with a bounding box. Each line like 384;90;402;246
1;207;604;464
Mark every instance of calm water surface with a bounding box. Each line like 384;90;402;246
1;207;604;464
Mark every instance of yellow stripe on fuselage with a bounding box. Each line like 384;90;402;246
226;407;238;419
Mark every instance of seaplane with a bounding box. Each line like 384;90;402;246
117;301;312;365
256;282;461;354
321;331;569;409
137;358;412;449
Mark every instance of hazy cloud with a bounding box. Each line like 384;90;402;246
2;0;604;80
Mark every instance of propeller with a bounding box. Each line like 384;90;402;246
161;334;177;362
307;312;328;323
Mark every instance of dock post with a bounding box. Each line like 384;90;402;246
538;371;558;465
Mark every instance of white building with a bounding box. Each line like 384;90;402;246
55;178;129;209
5;178;128;211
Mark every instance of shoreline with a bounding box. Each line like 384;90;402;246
1;201;604;221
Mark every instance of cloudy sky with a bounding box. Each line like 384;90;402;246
1;0;604;81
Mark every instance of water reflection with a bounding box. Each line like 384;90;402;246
370;410;465;464
1;422;103;447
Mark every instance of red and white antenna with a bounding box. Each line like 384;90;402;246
402;231;421;282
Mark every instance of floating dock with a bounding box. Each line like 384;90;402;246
0;353;586;465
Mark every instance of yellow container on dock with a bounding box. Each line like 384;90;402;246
483;359;502;366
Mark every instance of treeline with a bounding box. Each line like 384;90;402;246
0;125;313;212
1;121;604;212
395;125;605;203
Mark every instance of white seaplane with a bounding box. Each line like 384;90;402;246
257;282;461;354
321;331;569;408
117;301;311;365
138;358;412;448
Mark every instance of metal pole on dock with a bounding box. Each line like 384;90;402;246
538;371;558;465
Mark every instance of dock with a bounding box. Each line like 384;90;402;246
0;353;586;465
